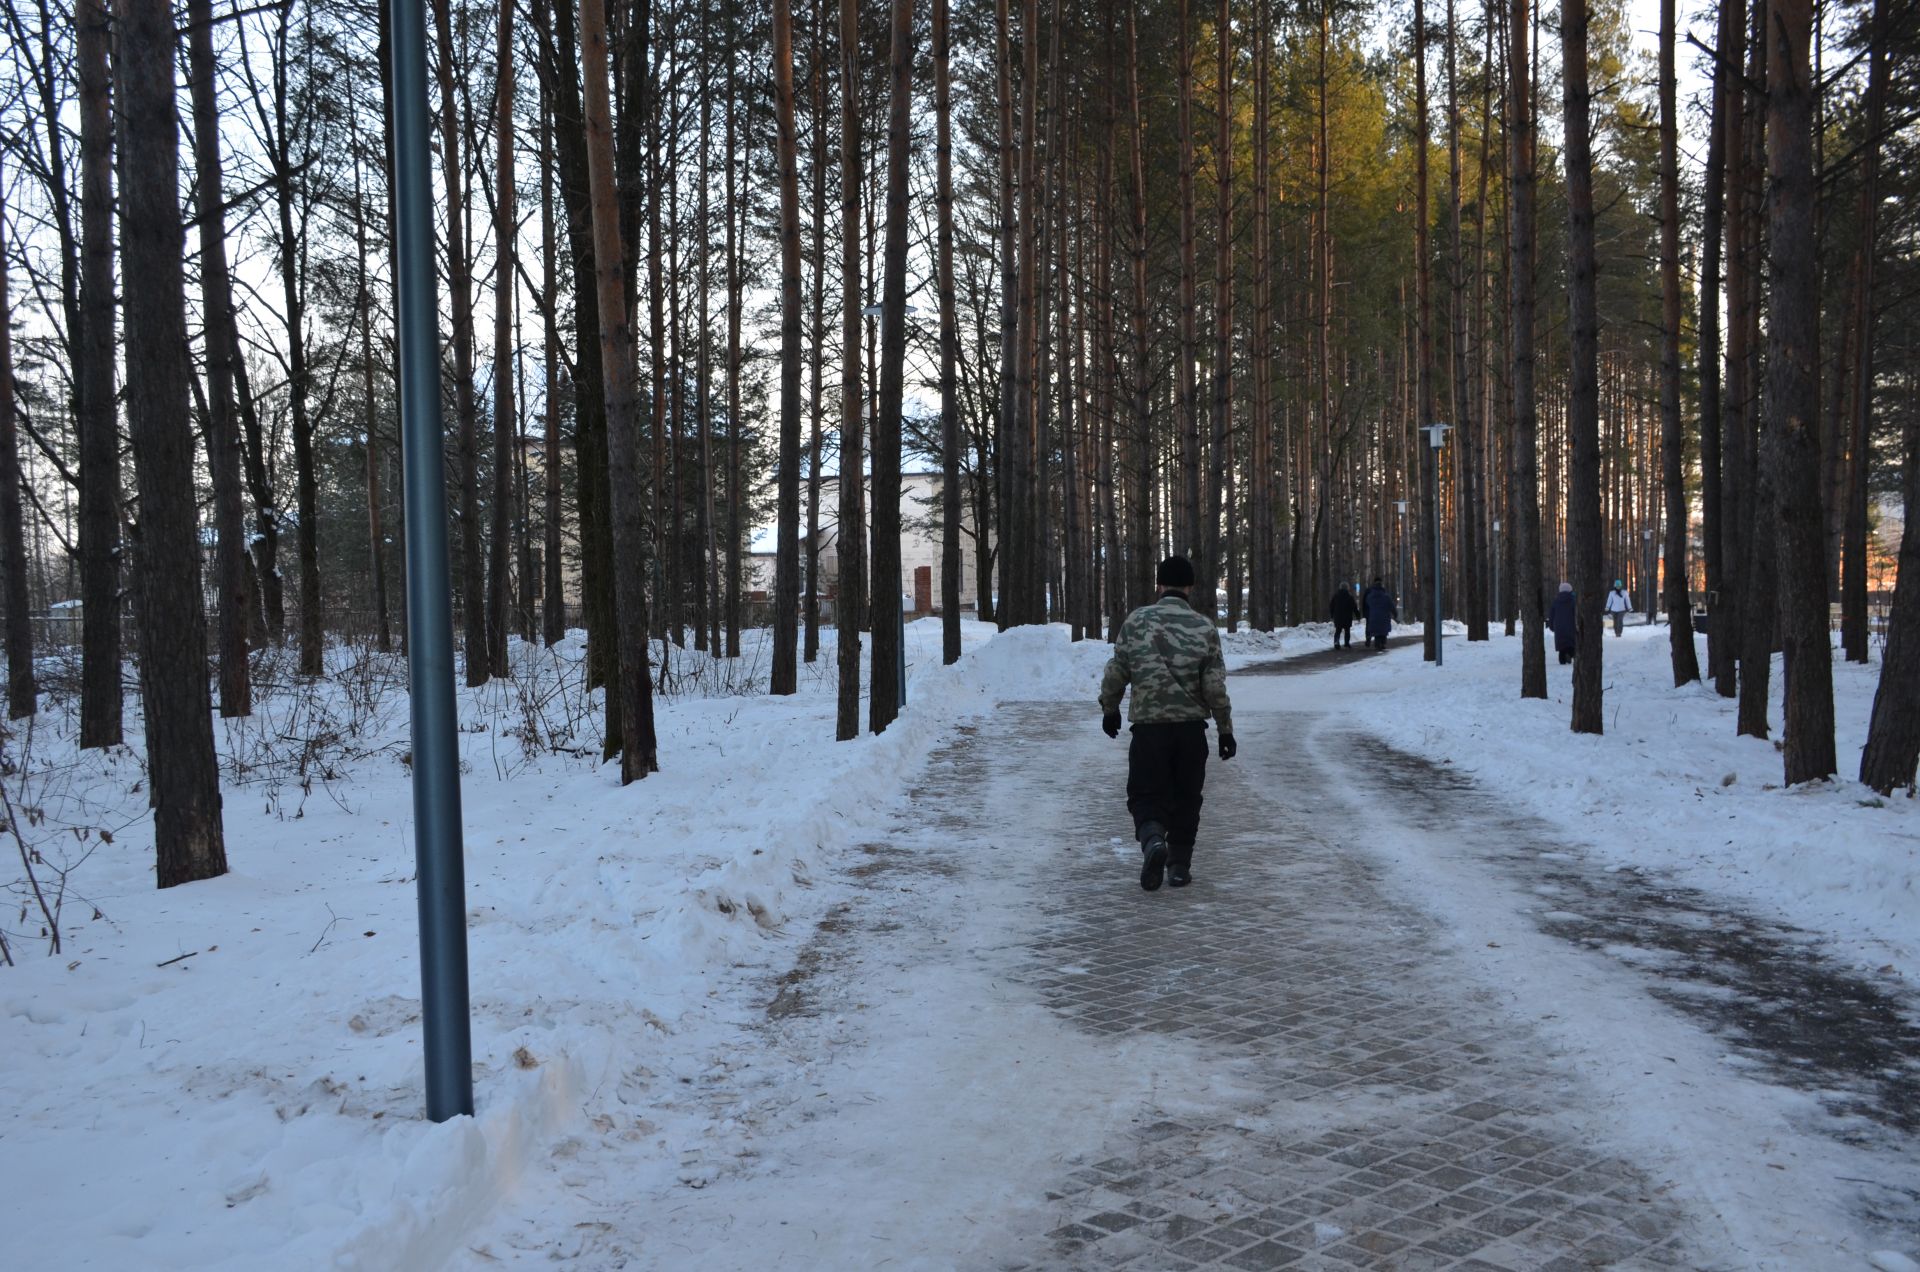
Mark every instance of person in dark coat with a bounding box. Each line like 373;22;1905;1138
1329;584;1360;649
1361;577;1396;651
1549;581;1578;664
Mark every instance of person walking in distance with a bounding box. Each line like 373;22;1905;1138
1551;581;1579;665
1329;583;1360;650
1099;555;1236;891
1361;576;1397;652
1605;579;1632;636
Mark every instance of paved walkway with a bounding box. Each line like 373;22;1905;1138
466;645;1919;1270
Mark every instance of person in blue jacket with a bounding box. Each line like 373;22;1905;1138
1361;577;1397;652
1549;581;1578;664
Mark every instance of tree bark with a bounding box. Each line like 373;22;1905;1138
540;73;565;648
1562;0;1604;734
1658;0;1700;684
188;0;252;716
486;0;516;677
1699;0;1731;687
835;0;866;741
578;0;658;781
1764;0;1835;782
805;0;828;661
117;0;228;885
1176;0;1201;569
1858;409;1920;794
771;0;803;695
870;0;913;731
1720;0;1752;702
432;0;486;685
1508;0;1546;698
0;171;33;720
76;0;121;747
1839;0;1888;665
1201;0;1233;623
936;0;962;664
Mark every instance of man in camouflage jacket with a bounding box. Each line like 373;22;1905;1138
1098;555;1236;891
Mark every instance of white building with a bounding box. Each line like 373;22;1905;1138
747;471;986;617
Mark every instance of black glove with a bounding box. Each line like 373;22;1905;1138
1218;733;1237;761
1102;710;1122;739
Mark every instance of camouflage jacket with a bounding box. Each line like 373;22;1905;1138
1098;594;1234;733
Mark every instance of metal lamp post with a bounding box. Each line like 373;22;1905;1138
390;0;473;1123
1420;422;1451;666
1394;499;1409;621
1491;518;1502;626
1642;528;1656;624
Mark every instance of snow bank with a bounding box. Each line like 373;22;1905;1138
0;622;1103;1269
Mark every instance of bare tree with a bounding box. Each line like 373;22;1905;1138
578;0;658;780
1508;0;1546;698
487;0;517;677
1657;0;1700;684
1563;0;1604;733
188;0;252;717
869;0;913;732
76;0;120;745
1763;0;1834;782
771;0;803;694
835;0;866;741
936;0;962;665
0;170;32;720
117;0;227;885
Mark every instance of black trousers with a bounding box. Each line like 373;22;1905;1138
1333;619;1353;647
1127;721;1209;867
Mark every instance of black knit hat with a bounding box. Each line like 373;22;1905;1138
1156;555;1196;588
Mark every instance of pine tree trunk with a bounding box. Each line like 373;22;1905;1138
804;0;828;661
771;0;803;695
486;0;516;677
1201;0;1233;624
1699;0;1731;687
1508;0;1546;697
540;80;565;648
835;0;866;740
578;0;658;781
1177;0;1201;568
1839;0;1887;665
725;24;745;662
1564;0;1604;733
1249;0;1273;632
186;0;251;716
75;0;121;746
1658;0;1700;684
117;0;227;885
1414;0;1437;661
994;0;1018;630
1126;1;1153;613
1764;0;1834;782
1859;411;1920;794
0;173;32;720
869;0;913;730
432;0;485;685
936;0;963;664
351;114;393;655
1720;0;1752;702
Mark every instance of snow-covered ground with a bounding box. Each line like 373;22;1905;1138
2;616;1912;1268
0;621;1106;1269
1338;623;1917;983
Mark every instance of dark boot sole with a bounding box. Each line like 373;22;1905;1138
1140;840;1168;891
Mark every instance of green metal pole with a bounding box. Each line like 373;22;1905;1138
391;0;473;1122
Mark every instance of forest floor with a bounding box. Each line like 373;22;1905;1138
2;620;1915;1270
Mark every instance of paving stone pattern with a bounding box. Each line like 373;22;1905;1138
978;703;1707;1271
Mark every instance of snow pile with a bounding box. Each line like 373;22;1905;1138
0;621;1102;1270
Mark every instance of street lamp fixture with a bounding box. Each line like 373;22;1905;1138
1419;423;1450;666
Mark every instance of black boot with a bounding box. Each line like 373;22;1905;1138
1138;821;1168;892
